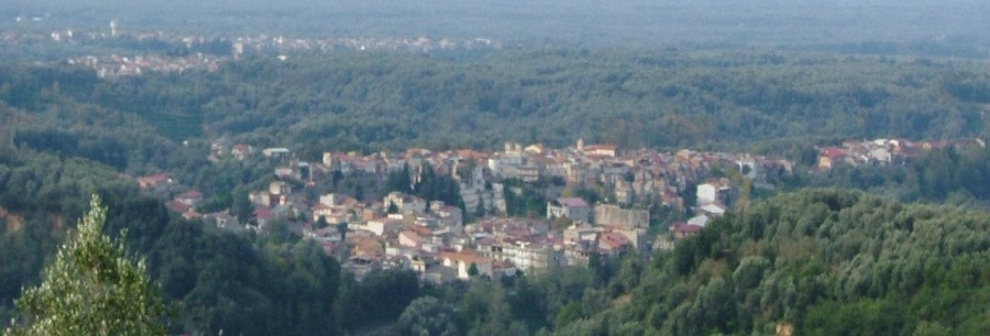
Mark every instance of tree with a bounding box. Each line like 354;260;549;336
474;196;486;219
337;222;349;242
397;296;459;336
314;215;329;229
468;263;479;277
230;188;253;224
4;195;170;336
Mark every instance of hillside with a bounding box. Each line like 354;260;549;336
3;49;990;335
3;50;990;159
555;189;990;335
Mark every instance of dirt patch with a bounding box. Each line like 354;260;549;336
0;206;24;232
51;213;64;231
611;294;632;308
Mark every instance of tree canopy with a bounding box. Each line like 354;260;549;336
3;195;169;336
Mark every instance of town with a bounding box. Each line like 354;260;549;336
5;21;502;78
131;136;977;284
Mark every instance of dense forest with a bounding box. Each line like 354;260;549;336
0;149;424;335
3;47;990;335
554;189;990;335
3;49;990;157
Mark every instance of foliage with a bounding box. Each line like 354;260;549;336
4;46;990;336
779;145;990;205
5;50;990;157
398;296;460;336
557;189;990;335
503;180;547;217
3;195;169;336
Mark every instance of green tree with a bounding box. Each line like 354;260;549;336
230;188;253;223
314;215;329;229
4;195;170;336
474;196;486;219
398;296;460;336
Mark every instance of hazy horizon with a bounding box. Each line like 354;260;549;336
5;0;988;52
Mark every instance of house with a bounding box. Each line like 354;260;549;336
383;192;427;214
613;180;635;205
320;193;342;207
598;231;631;256
492;260;518;278
671;222;703;240
203;211;239;230
583;144;618;158
230;144;253;160
137;173;172;191
269;181;292;196
547;197;590;223
398;230;424;249
434;205;464;231
366;218;404;236
175;190;203;207
262;147;291;160
869;147;892;164
275;159;303;180
312;203;347;223
437;251;493;280
166;200;190;214
696;180;730;206
818;147;845;171
605;225;649;254
695;183;718;205
563;223;602;243
253;207;275;228
352;237;385;259
697;203;727;217
687;214;710;227
249;190;275;208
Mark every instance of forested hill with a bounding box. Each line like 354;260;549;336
3;50;990;158
554;189;990;335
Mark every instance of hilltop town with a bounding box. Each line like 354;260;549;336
131;136;979;283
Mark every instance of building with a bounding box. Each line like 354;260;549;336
671;222;703;240
269;181;292;196
384;192;427;214
262;147;291;160
437;251;493;280
594;204;649;229
498;240;563;271
547;197;591;223
175;190;203;207
696;179;731;206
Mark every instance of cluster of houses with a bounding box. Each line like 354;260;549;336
10;24;501;78
138;138;802;282
816;138;985;171
670;178;733;241
486;139;791;209
329;192;655;282
67;53;222;78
